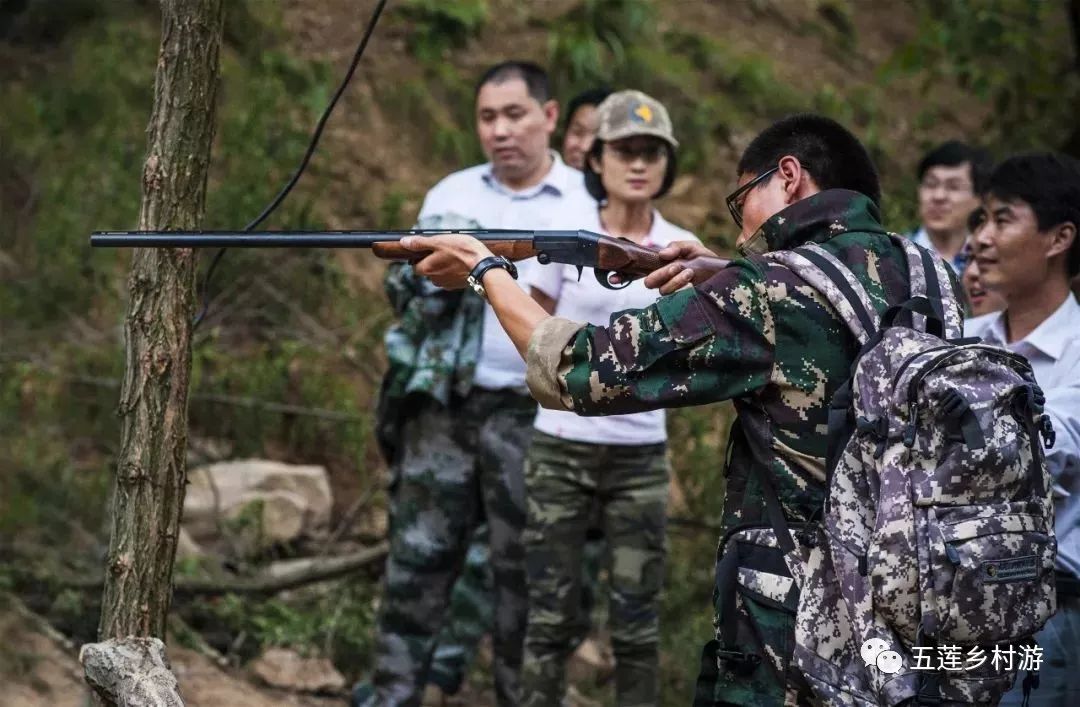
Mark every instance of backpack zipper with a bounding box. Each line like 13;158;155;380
907;345;1031;404
888;344;954;394
903;345;1032;447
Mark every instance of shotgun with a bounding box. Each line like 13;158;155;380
89;229;728;289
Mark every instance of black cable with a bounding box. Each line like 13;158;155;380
193;0;389;328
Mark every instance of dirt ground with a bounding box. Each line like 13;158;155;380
0;602;344;707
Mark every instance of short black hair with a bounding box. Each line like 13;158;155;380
475;61;550;104
737;113;881;205
563;86;611;132
966;206;986;234
986;152;1080;278
917;140;993;193
583;138;678;202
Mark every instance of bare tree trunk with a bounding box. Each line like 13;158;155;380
97;0;224;642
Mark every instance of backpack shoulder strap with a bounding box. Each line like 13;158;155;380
767;245;879;345
893;235;965;339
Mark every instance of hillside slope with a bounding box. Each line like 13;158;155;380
1;1;1077;704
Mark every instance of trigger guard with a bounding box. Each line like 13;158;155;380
595;269;634;290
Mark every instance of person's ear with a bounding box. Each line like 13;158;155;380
777;155;803;204
543;99;559;133
1047;221;1076;260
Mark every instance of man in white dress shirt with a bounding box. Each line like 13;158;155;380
910;141;992;274
357;61;594;707
964;152;1080;705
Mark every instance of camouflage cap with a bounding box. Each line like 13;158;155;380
594;90;678;149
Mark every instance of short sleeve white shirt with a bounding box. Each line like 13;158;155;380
530;207;700;445
417;152;594;391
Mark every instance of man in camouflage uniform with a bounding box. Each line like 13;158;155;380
398;114;933;706
355;60;594;707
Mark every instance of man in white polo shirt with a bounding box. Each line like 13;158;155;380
965;153;1080;705
357;61;593;707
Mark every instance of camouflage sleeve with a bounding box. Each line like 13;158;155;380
383;261;462;319
384;261;420;316
528;262;776;415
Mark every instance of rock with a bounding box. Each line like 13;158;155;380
249;648;345;694
176;527;205;562
565;636;614;687
224;490;308;552
183;460;333;551
0;600;339;707
80;637;184;707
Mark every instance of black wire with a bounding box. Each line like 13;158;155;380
193;0;389;329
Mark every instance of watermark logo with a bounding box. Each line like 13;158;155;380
861;638;904;675
860;639;1043;673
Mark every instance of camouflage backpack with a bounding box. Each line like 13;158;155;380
766;236;1058;705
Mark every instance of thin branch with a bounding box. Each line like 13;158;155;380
64;372;366;423
48;541;389;598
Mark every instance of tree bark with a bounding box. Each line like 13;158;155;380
97;0;224;642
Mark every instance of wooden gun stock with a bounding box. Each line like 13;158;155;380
370;240;541;262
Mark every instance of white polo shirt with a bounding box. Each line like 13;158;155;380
966;294;1080;578
530;207;699;445
417;152;594;391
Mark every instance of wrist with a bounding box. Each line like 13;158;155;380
467;255;517;300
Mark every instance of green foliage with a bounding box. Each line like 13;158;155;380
192;584;377;670
397;0;489;63
0;0;105;44
883;0;1080;152
547;0;655;87
668;404;735;525
0;2;377;563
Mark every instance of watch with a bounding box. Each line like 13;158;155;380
467;255;518;299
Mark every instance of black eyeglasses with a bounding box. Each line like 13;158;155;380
726;167;779;229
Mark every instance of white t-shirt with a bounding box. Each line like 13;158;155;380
530;207;699;445
417;152;595;391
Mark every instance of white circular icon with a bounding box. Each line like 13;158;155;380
860;638;891;668
876;650;904;675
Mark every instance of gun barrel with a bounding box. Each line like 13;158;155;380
89;230;537;248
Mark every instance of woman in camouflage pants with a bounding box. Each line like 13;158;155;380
522;90;698;707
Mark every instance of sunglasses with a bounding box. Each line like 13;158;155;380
606;142;668;164
726;166;779;229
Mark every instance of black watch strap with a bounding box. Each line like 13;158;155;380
467;256;518;299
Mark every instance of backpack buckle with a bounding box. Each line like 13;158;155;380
715;649;761;675
1040;414;1056;449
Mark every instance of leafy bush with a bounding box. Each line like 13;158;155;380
397;0;488;63
883;0;1080;152
189;584;377;671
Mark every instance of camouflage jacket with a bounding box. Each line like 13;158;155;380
375;214;485;463
526;190;918;533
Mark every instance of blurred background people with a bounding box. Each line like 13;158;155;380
965;152;1080;706
523;90;697;707
961;208;1007;317
560;86;611;171
912;140;992;273
358;60;593;707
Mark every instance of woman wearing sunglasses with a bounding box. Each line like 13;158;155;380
521;90;698;707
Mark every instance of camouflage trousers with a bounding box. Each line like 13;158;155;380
427;522;606;695
426;525;494;694
693;527;809;707
521;431;669;707
362;389;533;707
